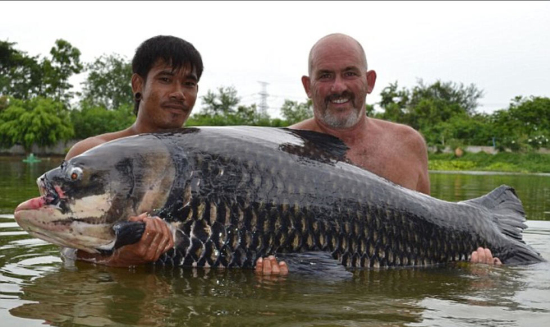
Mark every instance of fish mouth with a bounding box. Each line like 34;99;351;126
14;173;116;253
14;175;64;215
37;174;66;208
14;197;116;253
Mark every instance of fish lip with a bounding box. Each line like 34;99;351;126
38;175;64;207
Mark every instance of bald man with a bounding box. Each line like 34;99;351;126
256;34;501;275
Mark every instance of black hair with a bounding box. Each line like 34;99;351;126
132;35;204;115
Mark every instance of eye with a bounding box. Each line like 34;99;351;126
69;167;83;181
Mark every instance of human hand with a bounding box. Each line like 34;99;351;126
83;213;174;267
255;255;289;276
470;247;502;265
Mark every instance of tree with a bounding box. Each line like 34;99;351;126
80;53;133;110
377;80;486;147
189;86;281;126
70;103;135;140
188;104;274;126
410;80;483;116
377;81;410;123
200;86;240;115
0;97;74;153
492;96;550;151
0;40;43;99
0;39;83;104
42;39;84;104
280;99;313;125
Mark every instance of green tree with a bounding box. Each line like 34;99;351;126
0;40;43;99
492;96;550;151
0;97;74;153
81;53;132;110
410;80;483;116
190;86;281;126
0;39;83;104
378;81;410;123
280;99;313;125
70;103;135;139
434;113;495;147
42;39;84;104
377;80;485;147
188;104;276;126
200;86;240;115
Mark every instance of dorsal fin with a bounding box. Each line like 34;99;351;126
280;128;349;163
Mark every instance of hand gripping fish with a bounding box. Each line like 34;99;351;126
14;127;544;268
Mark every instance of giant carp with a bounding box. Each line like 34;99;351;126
14;127;544;268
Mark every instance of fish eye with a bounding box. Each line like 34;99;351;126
69;167;83;181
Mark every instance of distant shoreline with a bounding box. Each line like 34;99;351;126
2;150;550;175
429;170;550;177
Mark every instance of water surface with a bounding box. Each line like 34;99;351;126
1;157;549;326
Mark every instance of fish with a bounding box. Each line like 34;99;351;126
14;126;544;268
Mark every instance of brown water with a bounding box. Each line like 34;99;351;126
1;157;549;326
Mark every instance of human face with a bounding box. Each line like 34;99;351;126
133;59;198;131
302;37;375;129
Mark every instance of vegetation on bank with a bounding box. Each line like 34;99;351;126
428;151;550;174
1;39;549;159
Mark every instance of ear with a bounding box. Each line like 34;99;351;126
366;70;377;94
301;75;312;98
131;73;144;94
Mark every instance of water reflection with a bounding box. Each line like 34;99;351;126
0;157;63;215
2;158;550;326
6;253;549;326
430;172;550;221
1;216;549;326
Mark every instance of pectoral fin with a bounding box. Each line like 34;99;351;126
112;221;146;250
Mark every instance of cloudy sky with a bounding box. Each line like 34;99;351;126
2;1;549;118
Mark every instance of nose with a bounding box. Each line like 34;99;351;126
330;75;348;94
169;84;186;101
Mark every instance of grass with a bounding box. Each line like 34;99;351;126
428;151;550;173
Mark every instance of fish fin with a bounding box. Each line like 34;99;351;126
282;128;349;162
460;185;527;241
461;185;544;264
111;221;146;250
275;252;353;279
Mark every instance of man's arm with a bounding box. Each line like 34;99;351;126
65;137;105;159
412;131;431;195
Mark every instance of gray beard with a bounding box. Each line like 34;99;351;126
319;108;362;129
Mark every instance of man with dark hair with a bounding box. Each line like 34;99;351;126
64;35;204;266
65;36;289;271
131;35;204;116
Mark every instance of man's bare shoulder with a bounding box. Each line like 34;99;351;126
65;129;134;160
370;118;426;145
368;118;430;194
289;118;320;131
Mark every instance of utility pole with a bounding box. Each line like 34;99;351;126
258;81;269;115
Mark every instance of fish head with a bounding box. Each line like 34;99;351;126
14;134;179;253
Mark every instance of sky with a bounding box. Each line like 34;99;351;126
2;1;549;118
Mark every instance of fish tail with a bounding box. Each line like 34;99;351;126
461;185;544;264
